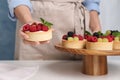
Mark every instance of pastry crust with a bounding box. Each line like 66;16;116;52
62;39;86;49
25;29;52;41
86;41;113;50
113;41;120;50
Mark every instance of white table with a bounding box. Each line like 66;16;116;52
1;59;120;80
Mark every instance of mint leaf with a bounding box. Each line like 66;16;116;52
44;22;53;28
40;18;53;29
40;18;45;24
45;22;53;26
112;32;120;37
85;31;91;35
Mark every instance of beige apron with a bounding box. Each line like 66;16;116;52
15;0;90;60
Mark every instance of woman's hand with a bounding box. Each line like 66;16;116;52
89;10;101;33
20;31;50;46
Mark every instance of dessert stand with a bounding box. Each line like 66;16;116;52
55;44;120;76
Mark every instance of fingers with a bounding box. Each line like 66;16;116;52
23;39;50;46
19;27;29;39
20;31;29;39
40;40;50;44
23;39;40;46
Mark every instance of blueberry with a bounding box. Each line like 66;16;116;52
67;31;74;37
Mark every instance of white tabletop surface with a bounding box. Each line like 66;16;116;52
1;58;120;80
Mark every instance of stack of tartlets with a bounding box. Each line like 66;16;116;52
62;31;86;49
22;18;53;41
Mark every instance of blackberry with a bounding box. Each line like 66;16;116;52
67;31;74;37
93;32;99;38
111;30;119;34
100;33;103;37
111;31;115;35
114;30;119;32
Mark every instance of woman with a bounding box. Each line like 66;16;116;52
7;0;101;60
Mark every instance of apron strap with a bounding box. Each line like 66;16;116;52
74;1;90;36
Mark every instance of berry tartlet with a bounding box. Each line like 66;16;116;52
62;31;86;49
109;30;120;50
85;31;113;50
22;18;53;41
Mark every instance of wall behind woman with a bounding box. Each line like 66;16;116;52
100;0;120;32
100;0;120;60
0;0;16;60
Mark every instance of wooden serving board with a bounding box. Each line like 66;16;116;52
55;43;120;56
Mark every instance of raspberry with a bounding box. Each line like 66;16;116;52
109;35;114;40
62;35;68;40
86;35;92;41
84;35;89;39
100;36;105;39
31;22;37;26
73;34;78;37
23;24;30;32
91;36;98;42
42;25;48;31
29;25;37;32
106;35;113;42
108;37;113;42
78;35;83;40
36;23;42;31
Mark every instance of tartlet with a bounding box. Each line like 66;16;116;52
25;29;52;41
22;18;53;41
85;31;114;50
106;30;120;50
86;41;113;50
62;31;86;49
